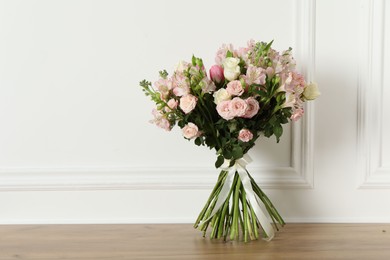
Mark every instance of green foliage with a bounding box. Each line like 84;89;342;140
159;70;168;79
215;155;225;168
226;50;233;58
140;80;165;110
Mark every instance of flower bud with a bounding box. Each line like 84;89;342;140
209;65;224;84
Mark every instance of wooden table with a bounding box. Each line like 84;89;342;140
0;224;389;259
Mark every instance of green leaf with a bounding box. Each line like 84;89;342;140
192;55;196;65
215;155;225;168
223;149;232;160
273;124;283;142
228;121;237;132
264;40;274;52
205;136;216;148
226;50;233;58
232;146;243;160
280;116;288;124
195;137;202;146
264;127;273;138
178;120;185;128
269;115;277;126
256;89;267;97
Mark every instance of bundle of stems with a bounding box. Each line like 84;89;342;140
194;170;285;242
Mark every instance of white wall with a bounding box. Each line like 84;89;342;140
0;0;389;224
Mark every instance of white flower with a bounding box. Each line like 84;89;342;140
213;88;231;105
303;82;320;100
222;57;241;81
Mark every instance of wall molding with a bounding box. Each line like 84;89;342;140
0;1;317;192
0;165;311;191
357;0;390;188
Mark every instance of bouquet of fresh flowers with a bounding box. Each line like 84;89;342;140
140;40;319;242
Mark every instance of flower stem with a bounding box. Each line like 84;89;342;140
194;169;285;242
230;176;241;240
250;205;259;239
194;171;227;228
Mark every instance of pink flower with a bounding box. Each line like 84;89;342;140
279;72;305;94
243;65;266;85
238;129;253;142
179;94;197;114
291;107;304;121
226;80;244;96
236;39;255;65
243;97;260;118
215;43;235;65
265;67;274;77
209;65;224;84
182;123;201;139
172;73;190;97
150;109;171;131
154;78;172;100
229;97;248;117
216;100;234;120
174;60;190;73
165;98;178;112
200;77;216;93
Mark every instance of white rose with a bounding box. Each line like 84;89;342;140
213;88;232;105
303;82;320;100
222;57;241;81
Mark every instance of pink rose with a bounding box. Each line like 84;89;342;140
209;65;225;84
226;80;244;96
229;97;248;117
182;123;201;139
238;129;253;142
242;97;260;118
179;94;197;114
216;100;234;120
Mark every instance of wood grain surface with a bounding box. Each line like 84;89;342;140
0;224;389;259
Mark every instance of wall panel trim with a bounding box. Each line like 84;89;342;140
357;0;390;188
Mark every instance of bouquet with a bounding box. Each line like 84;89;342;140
140;40;319;242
